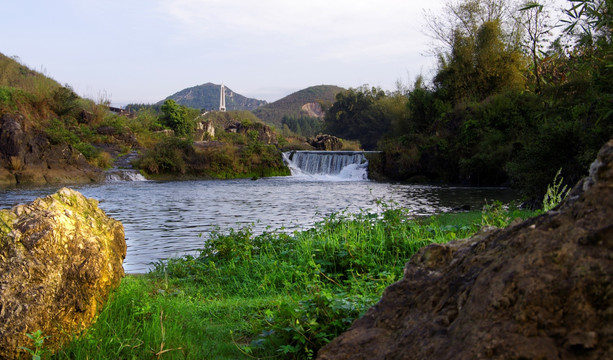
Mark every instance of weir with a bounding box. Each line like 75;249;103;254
283;151;371;180
105;169;147;182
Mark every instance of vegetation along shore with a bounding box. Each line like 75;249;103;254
51;204;539;359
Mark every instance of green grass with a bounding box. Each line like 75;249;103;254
52;205;538;359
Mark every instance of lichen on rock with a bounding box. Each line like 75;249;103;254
0;187;126;359
317;140;613;360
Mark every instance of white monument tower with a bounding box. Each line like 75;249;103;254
219;83;226;112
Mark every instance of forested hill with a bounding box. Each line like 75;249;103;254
252;85;344;127
157;83;267;111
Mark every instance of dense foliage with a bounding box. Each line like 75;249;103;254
324;86;394;150
134;112;290;179
281;115;323;137
323;0;612;202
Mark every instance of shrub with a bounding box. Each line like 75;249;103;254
135;138;192;174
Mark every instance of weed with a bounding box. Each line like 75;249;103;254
20;330;49;360
542;168;570;212
481;200;511;228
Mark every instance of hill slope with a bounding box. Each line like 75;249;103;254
158;83;267;111
252;85;345;127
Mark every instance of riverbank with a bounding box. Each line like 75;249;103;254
52;205;538;359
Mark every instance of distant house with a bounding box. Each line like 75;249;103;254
108;106;135;118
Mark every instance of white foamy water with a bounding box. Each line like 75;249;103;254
105;169;148;182
283;151;369;181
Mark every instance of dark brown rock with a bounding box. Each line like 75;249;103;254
308;134;343;151
78;110;94;124
0;188;126;359
317;140;613;360
0;114;102;186
0;114;25;157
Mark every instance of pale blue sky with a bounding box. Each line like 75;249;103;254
2;0;567;105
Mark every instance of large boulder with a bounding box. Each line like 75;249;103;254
0;188;126;359
308;134;343;151
0;114;25;158
318;140;613;360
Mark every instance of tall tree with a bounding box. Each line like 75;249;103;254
434;19;526;104
324;86;390;150
425;0;521;55
518;1;557;92
161;99;192;137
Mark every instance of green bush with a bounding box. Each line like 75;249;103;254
51;86;79;116
135;137;192;174
45;119;80;145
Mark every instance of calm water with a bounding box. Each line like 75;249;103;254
0;177;518;273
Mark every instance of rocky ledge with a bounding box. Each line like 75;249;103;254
0;188;126;359
0;114;102;187
317;140;613;360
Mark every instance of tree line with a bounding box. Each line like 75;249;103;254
323;0;612;202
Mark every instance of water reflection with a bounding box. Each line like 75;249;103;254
0;178;518;273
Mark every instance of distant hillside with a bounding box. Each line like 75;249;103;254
158;83;267;111
252;85;345;127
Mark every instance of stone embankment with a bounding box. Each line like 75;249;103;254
0;188;126;359
318;140;613;360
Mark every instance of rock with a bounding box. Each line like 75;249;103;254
308;134;343;151
224;121;277;144
0;188;126;359
96;125;117;135
0;114;102;187
0;167;17;186
195;120;215;141
317;140;613;360
301;102;325;118
0;114;25;157
78;110;94;124
154;129;175;137
451;204;471;211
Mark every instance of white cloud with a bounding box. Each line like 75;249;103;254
156;0;435;62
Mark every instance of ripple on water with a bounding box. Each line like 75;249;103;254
0;178;518;273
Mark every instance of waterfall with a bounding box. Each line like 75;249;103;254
105;169;147;182
104;150;147;182
283;151;369;181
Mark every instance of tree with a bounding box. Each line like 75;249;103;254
473;20;526;97
324;86;390;150
425;0;520;55
518;1;557;92
563;0;613;47
161;99;192;137
434;19;525;104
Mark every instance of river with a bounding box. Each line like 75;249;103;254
0;152;519;273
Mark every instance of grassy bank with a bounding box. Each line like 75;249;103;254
51;204;537;359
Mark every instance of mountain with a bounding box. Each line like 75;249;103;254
251;85;345;127
157;83;267;111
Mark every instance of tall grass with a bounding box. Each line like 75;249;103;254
52;205;537;359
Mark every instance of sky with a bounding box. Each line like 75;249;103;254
1;0;568;105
